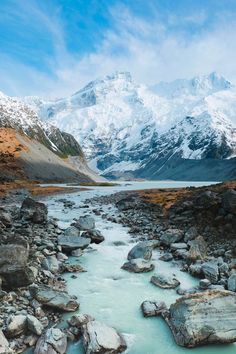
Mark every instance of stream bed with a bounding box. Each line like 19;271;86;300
43;181;236;354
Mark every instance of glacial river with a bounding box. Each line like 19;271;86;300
43;181;236;354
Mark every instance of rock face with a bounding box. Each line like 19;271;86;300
121;258;154;273
20;197;48;223
150;273;180;289
82;320;127;354
141;301;167;317
165;290;236;347
127;241;153;261
34;328;67;354
57;235;90;252
29;285;79;312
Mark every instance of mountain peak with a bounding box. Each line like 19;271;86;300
151;72;232;98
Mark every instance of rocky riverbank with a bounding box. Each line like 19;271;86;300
1;181;236;353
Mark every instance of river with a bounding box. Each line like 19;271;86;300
41;181;236;354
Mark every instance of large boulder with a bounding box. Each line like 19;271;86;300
127;241;153;261
73;216;95;231
20;197;48;224
150;273;180;289
5;315;27;338
82;320;127;354
141;300;167;317
228;273;236;292
57;235;90;252
0;330;12;354
82;229;105;244
121;258;154;273
34;328;67;354
187;236;207;262
164;290;236;347
202;262;219;284
222;189;236;213
0;244;35;289
160;229;183;246
29;285;79;312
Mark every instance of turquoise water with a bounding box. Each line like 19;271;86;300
42;181;236;354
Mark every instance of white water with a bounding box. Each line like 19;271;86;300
42;181;236;354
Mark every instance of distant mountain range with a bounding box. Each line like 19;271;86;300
23;71;236;181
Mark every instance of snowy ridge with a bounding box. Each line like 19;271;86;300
24;71;236;178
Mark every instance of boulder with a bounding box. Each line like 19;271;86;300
0;212;12;227
228;273;236;292
82;320;127;354
150;273;180;289
184;227;198;242
29;285;79;312
121;259;154;273
35;328;67;354
199;279;211;290
41;255;60;273
64;226;80;237
170;243;188;250
189;261;203;277
187;236;207;262
68;314;94;328
0;245;35;288
160;229;183;246
222;189;236;213
202;262;219;284
0;330;12;354
27;315;44;336
159;253;173;262
57;235;90;252
165;290;236;347
5;315;27;338
82;229;105;244
141;300;167;317
20;197;48;223
73;216;95;231
127;241;153;261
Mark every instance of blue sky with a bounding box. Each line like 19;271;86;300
1;0;236;97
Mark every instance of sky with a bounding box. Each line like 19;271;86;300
1;0;236;97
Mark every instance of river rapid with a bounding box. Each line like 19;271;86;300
42;181;236;354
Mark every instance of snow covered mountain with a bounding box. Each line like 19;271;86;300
0;91;103;182
24;71;236;181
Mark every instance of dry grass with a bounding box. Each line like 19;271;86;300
137;188;188;210
0;128;28;156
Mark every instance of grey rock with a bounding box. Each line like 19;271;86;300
160;229;183;246
184;227;198;242
82;229;105;244
5;315;27;338
29;285;79;312
82;320;127;354
187;236;207;262
189;261;203;277
35;328;67;354
159;253;173;262
170;243;188;250
127;241;153;261
68;314;94;328
121;258;154;273
73;216;95;231
41;255;59;273
57;235;90;252
199;279;211;290
71;249;83;257
151;273;180;289
141;300;167;317
27;315;44;336
202;262;219;284
165;290;236;347
64;226;80;237
228;273;236;292
0;330;12;354
222;189;236;213
0;212;12;227
20;197;48;223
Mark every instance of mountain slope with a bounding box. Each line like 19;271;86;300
24;72;236;181
0;92;102;182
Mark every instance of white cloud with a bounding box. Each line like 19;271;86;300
1;3;236;97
